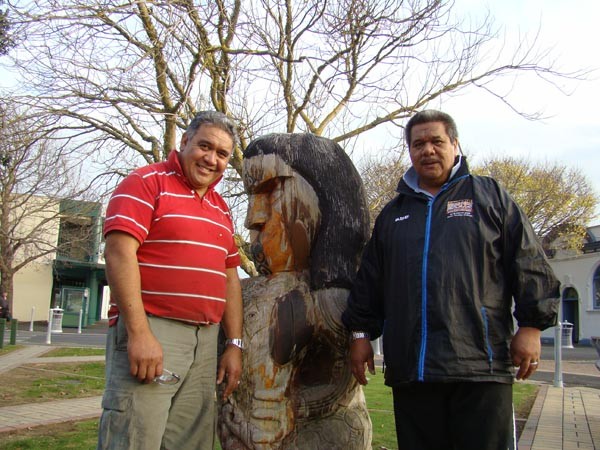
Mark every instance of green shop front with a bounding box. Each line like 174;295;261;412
51;199;107;328
52;259;106;328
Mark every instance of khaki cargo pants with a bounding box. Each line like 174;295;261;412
97;316;219;450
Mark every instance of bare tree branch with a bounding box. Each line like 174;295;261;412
2;0;588;273
0;99;99;312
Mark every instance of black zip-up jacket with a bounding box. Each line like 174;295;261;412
342;158;560;385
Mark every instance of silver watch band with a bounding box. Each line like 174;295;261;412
225;338;244;350
351;331;370;341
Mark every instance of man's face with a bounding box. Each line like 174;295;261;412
244;154;320;275
178;124;233;196
409;121;458;194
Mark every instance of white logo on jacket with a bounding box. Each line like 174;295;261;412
446;199;473;218
394;215;410;222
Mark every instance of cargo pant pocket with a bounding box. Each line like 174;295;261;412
98;389;134;450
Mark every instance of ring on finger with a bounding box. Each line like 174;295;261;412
530;361;539;366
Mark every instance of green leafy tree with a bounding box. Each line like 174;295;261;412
360;153;597;253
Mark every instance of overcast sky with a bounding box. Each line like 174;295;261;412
436;0;600;223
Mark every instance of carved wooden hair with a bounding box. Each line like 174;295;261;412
244;133;370;290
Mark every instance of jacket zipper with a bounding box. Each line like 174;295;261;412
417;174;470;381
418;197;434;381
481;306;494;373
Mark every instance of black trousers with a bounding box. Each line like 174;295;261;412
392;382;515;450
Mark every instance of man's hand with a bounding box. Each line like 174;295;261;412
510;326;542;380
349;338;375;385
127;328;164;383
219;267;243;399
104;231;163;384
217;345;243;399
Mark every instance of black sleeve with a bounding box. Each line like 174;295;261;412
497;183;560;330
342;219;385;339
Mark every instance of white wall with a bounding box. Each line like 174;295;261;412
12;261;55;322
4;195;60;322
544;252;600;344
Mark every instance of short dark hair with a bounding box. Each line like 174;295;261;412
185;111;239;147
404;110;459;147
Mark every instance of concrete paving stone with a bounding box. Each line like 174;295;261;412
532;443;561;450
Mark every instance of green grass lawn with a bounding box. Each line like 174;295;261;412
0;344;22;356
41;347;106;357
0;420;100;450
0;362;105;406
363;375;397;449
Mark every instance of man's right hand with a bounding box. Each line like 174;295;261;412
127;328;164;383
349;338;375;385
105;231;163;384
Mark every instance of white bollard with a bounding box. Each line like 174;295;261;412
78;309;83;334
554;322;563;388
372;337;382;356
45;308;52;345
29;307;35;332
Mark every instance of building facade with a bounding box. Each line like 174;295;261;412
51;199;107;328
7;197;106;328
543;224;600;345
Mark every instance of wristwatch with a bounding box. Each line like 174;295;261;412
351;331;370;341
225;338;245;351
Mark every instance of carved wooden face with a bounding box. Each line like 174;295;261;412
244;154;320;275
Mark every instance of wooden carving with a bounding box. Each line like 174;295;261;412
218;134;372;449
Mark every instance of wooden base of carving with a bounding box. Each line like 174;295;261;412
218;272;372;449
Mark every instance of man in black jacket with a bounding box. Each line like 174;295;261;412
342;110;560;450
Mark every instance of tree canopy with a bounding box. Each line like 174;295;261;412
2;0;588;272
472;155;597;252
361;152;597;252
0;100;94;306
0;0;13;56
3;0;582;178
359;152;409;229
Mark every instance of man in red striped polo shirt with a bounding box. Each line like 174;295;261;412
98;111;243;450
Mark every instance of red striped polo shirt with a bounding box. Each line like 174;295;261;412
104;150;241;326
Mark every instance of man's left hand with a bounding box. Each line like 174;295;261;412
510;326;542;380
217;345;242;400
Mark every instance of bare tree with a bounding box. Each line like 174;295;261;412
0;101;96;314
2;0;585;273
0;0;13;55
4;0;246;175
472;156;597;252
359;151;410;228
4;1;582;169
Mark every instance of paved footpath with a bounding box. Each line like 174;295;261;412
519;384;600;450
517;358;600;450
1;345;600;449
